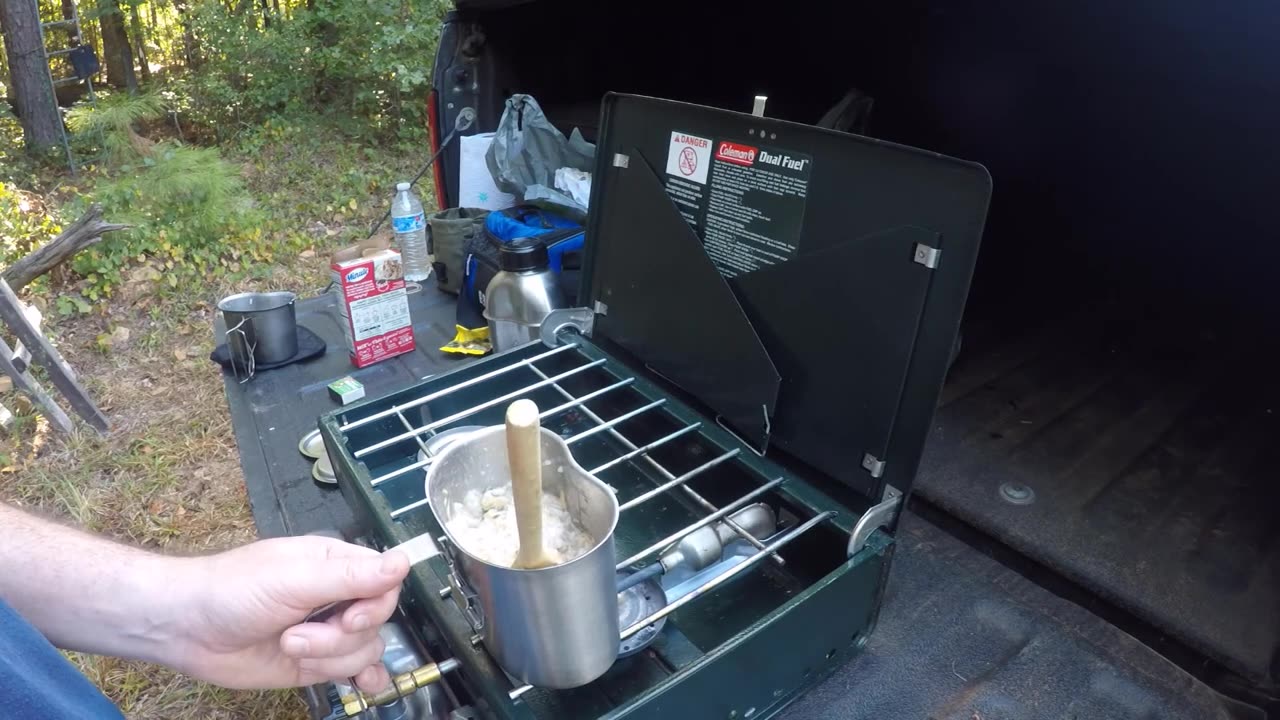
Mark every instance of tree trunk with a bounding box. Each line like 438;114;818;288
173;0;199;68
259;0;271;28
128;4;149;82
0;0;64;150
98;1;136;91
148;0;158;55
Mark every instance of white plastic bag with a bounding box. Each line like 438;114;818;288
459;133;517;211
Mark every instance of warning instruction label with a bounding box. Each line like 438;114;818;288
664;130;811;278
665;131;711;184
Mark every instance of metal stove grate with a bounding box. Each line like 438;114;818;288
334;340;838;700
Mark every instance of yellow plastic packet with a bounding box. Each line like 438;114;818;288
440;325;491;356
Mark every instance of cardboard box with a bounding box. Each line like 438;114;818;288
331;241;415;368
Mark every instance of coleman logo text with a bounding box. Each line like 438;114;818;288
716;141;757;166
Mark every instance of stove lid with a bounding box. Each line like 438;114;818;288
581;94;991;502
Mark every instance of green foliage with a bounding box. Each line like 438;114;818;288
175;4;313;132
68;141;270;300
6;0;446;312
67;92;167;163
0;107;63;182
305;0;446;137
59;91;270;303
0;182;62;292
179;0;447;140
0;108;27;181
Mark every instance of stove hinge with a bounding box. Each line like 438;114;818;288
861;452;886;478
847;484;903;557
539;306;598;347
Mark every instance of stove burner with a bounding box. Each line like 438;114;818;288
616;571;668;657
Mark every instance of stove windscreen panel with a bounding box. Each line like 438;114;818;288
583;94;992;504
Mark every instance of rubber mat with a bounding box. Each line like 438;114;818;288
913;306;1280;684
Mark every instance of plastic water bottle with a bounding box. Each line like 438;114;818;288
391;182;431;281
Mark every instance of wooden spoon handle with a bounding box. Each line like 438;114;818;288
506;399;547;569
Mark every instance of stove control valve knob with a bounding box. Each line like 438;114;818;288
338;658;462;717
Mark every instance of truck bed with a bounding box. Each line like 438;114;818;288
784;511;1242;720
914;300;1280;687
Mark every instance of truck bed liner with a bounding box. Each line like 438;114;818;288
914;304;1280;684
785;511;1241;720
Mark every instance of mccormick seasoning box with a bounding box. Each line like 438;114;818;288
330;240;415;368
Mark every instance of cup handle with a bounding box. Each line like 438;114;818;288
225;317;256;383
436;536;485;632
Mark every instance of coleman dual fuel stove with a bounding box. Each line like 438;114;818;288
316;94;991;720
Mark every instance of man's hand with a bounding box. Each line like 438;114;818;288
176;536;411;693
0;505;411;694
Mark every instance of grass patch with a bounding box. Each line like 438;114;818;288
71;654;302;720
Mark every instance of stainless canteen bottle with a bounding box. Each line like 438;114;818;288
483;240;566;352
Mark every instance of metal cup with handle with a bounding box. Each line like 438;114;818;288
217;291;298;383
425;404;621;689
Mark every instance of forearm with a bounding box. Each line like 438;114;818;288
0;503;407;692
0;503;200;666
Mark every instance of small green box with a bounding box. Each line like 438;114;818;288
328;376;365;405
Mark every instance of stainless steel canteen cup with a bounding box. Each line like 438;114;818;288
426;425;620;689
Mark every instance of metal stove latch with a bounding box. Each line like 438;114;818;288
847;485;903;558
913;243;941;269
539;306;597;348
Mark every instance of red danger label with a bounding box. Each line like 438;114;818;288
715;141;758;166
673;133;709;149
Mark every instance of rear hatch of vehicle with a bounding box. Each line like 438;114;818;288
432;0;1280;700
